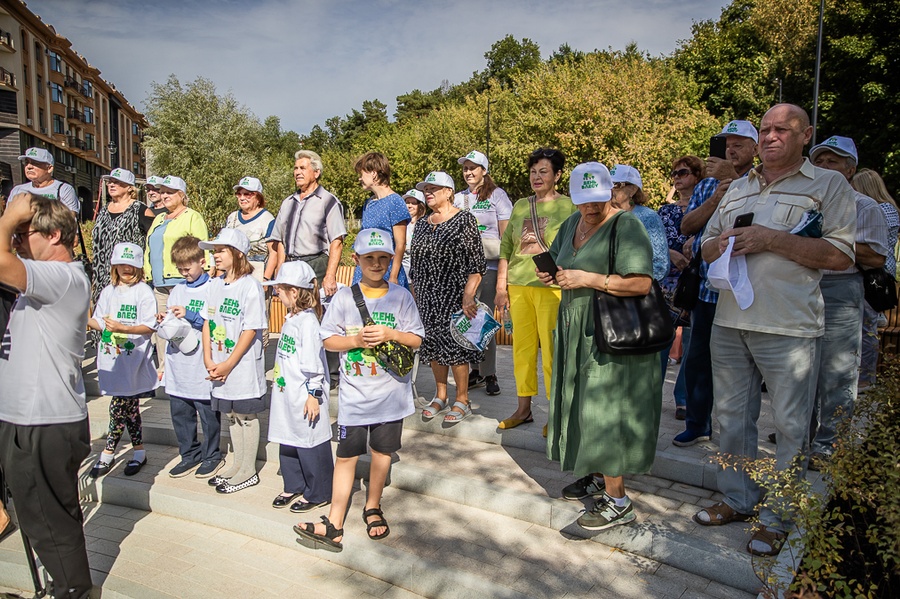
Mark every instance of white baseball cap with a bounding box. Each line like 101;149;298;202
715;120;759;143
233;176;263;193
159;175;187;194
110;242;143;268
458;150;489;172
145;175;165;188
157;312;200;354
810;136;858;163
415;171;455;192
609;164;643;189
354;228;395;255
18;147;54;166
102;168;136;186
402;189;426;204
263;261;317;289
569;162;614;205
199;228;250;255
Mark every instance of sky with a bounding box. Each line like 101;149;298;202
24;0;728;135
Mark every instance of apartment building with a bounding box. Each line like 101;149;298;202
0;0;148;219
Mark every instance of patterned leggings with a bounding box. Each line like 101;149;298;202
105;394;144;451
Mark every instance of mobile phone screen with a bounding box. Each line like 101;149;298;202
709;136;727;160
734;212;754;228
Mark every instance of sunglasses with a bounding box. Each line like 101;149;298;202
530;149;560;159
12;230;40;244
671;168;692;179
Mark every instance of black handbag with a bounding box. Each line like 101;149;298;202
350;284;415;377
672;252;702;311
592;214;676;355
862;267;898;312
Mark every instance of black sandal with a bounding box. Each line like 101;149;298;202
294;516;343;552
362;507;390;540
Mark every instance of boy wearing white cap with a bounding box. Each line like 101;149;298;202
199;229;268;494
295;228;424;552
161;236;223;479
8;147;80;214
88;242;159;478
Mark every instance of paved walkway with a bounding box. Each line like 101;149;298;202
0;342;790;598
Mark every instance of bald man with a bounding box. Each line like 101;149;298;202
693;104;857;557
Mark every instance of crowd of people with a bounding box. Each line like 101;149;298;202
0;101;896;595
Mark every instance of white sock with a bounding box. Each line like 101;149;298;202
611;494;629;507
133;449;146;463
99;452;114;465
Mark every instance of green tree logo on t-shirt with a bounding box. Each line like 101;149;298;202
273;364;286;392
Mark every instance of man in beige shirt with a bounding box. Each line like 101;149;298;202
693;104;856;557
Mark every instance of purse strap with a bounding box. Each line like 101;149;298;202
528;195;549;253
606;212;627;275
351;284;376;326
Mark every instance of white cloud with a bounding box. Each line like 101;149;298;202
24;0;725;133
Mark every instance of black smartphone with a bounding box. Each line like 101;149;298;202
734;212;754;228
709;135;727;160
532;252;557;280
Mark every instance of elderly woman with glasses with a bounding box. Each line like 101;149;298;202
496;148;576;433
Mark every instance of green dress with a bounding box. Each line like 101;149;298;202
546;211;662;478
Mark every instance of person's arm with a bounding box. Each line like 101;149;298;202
495;258;510;309
206;329;257;381
323;237;343;296
264;240;279;280
462;272;482;319
707;225;854;270
538;267;652;296
202;320;214;371
359;325;423;350
389;223;406;284
856;243;887;269
102;317;154;335
182;308;205;330
87;317;103;331
0;197;33;292
681;180;731;235
323;332;364;352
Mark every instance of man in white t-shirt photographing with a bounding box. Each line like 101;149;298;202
0;193;93;599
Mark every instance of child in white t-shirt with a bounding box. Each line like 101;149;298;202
159;236;223;479
263;261;334;513
295;228;424;552
199;229;267;494
88;242;158;478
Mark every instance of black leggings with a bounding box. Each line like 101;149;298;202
105;394;145;451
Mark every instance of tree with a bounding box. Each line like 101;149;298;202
482;35;542;88
395;89;445;122
143;76;300;230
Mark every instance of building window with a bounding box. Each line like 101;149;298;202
133;161;139;173
34;41;41;55
50;82;63;103
39;107;45;129
85;133;95;151
83;106;93;124
36;74;42;90
21;30;27;51
48;51;62;73
82;81;93;98
132;141;140;155
52;114;65;134
23;65;28;87
26;100;31;120
132;123;140;136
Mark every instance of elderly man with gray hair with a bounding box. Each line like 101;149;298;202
270;150;346;296
808;135;890;467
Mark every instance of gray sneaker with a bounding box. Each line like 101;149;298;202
562;475;606;500
577;493;636;531
168;459;201;478
195;459;224;479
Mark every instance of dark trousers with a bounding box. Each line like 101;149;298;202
279;441;334;502
684;300;717;434
0;418;92;599
169;396;222;464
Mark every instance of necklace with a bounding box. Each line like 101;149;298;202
577;218;601;241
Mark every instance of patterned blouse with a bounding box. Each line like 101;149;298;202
91;200;151;305
658;202;690;292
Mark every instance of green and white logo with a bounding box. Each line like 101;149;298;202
27;149;38;157
726;122;739;133
825;137;839;146
609;166;617;175
368;231;385;246
241;177;251;186
582;172;598;190
112;169;123;177
120;247;135;260
467;151;477;159
426;173;436;182
163;176;174;184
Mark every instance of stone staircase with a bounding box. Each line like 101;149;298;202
0;345;780;599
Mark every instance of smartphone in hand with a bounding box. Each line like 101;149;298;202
734;212;754;228
532;252;557;281
709;135;727;160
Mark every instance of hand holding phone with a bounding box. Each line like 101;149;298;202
532;252;557;282
734;212;754;228
709;136;727;160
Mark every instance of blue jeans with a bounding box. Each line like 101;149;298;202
811;275;863;455
711;326;820;531
170;396;222;463
683;301;716;433
661;326;691;407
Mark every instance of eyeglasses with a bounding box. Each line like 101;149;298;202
12;230;40;244
612;182;626;189
23;159;50;169
530;148;560;160
671;168;692;179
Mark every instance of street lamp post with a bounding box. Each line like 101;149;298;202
811;0;825;146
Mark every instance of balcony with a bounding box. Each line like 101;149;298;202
0;30;13;53
67;108;85;122
64;77;80;89
80;85;93;99
67;136;86;151
0;67;15;89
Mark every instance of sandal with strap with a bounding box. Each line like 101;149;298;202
747;525;787;557
362;507;390;540
443;400;472;423
422;397;448;418
693;501;754;526
294;516;343;552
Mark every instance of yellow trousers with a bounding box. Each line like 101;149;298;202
508;285;561;399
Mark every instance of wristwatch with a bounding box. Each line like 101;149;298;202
309;388;324;399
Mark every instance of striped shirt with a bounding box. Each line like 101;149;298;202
270;185;346;258
685;177;721;303
822;190;889;276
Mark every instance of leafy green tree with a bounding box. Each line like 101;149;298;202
482;35;542;88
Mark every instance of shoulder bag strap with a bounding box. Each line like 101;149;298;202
607;212;625;275
350;284;375;326
528;195;549;253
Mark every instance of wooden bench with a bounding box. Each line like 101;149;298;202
878;282;900;364
268;265;513;345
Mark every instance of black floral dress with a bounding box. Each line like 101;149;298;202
410;211;485;366
91;200;151;306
